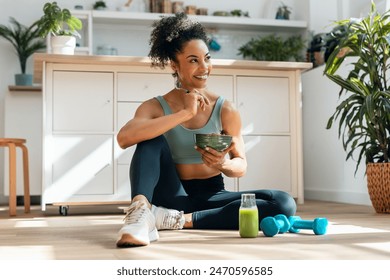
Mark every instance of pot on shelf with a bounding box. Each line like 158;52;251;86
51;35;76;55
14;73;33;86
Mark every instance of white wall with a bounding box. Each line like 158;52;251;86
302;65;370;205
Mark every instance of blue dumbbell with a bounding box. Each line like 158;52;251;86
288;216;328;235
260;214;290;237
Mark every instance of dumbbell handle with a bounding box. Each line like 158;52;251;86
291;220;313;229
290;217;328;235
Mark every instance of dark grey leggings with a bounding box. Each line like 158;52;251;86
130;135;297;229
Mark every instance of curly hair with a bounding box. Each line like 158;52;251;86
148;13;209;69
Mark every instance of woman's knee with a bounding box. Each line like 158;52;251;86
273;190;297;216
136;135;167;151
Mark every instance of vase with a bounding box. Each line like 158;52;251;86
51;36;76;55
14;73;33;86
366;162;390;213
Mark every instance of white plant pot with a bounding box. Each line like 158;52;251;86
51;36;76;55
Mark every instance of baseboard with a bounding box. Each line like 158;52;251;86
304;189;372;205
0;195;41;206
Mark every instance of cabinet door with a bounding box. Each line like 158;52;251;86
238;135;292;194
45;135;114;203
118;73;172;102
237;76;290;134
52;71;114;132
117;164;132;200
207;75;234;101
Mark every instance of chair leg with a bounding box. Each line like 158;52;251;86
21;144;30;213
8;143;17;216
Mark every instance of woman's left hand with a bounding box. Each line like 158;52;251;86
195;142;235;169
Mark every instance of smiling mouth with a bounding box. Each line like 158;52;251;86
195;75;208;80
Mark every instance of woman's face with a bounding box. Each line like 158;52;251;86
172;39;212;90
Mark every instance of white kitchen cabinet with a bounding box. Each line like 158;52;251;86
236;72;299;198
42;67;122;210
36;54;310;211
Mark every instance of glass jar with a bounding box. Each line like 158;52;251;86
239;193;259;238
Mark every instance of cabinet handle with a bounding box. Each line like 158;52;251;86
95;163;110;176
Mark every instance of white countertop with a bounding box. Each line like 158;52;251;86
33;53;312;84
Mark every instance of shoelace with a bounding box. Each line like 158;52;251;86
123;202;146;225
161;210;184;229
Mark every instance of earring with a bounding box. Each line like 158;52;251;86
174;72;189;93
174;72;182;89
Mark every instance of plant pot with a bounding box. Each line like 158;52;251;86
14;74;33;86
51;35;76;55
366;162;390;213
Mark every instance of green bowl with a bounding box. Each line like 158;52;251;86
195;134;232;152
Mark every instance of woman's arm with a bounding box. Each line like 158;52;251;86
117;91;209;149
195;100;247;177
117;98;192;149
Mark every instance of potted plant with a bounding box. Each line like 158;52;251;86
93;1;107;10
324;1;390;213
275;3;291;20
37;1;82;55
0;17;46;85
238;34;305;61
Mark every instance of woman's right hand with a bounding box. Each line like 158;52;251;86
183;89;210;116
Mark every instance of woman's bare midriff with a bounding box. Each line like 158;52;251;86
176;163;221;180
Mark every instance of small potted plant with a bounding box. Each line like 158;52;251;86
324;1;390;213
93;1;107;10
37;1;82;55
0;17;46;85
238;34;305;62
275;3;291;20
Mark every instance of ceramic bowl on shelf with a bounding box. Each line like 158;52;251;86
194;134;232;152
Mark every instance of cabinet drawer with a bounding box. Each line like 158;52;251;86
118;73;172;102
117;164;132;199
238;135;292;194
52;71;114;132
237;76;290;134
45;135;114;202
207;75;234;101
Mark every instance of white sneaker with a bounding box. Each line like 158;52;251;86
152;205;185;230
116;201;159;247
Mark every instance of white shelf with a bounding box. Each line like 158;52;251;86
92;11;307;32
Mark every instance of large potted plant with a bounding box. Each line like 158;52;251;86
37;1;82;55
324;1;390;213
0;17;46;85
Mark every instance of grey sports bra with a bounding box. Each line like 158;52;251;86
155;95;225;164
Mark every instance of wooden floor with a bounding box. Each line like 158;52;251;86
0;200;389;260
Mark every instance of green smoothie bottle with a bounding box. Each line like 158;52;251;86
239;193;259;238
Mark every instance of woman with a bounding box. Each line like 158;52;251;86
116;13;296;247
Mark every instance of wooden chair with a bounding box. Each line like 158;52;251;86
0;138;30;216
